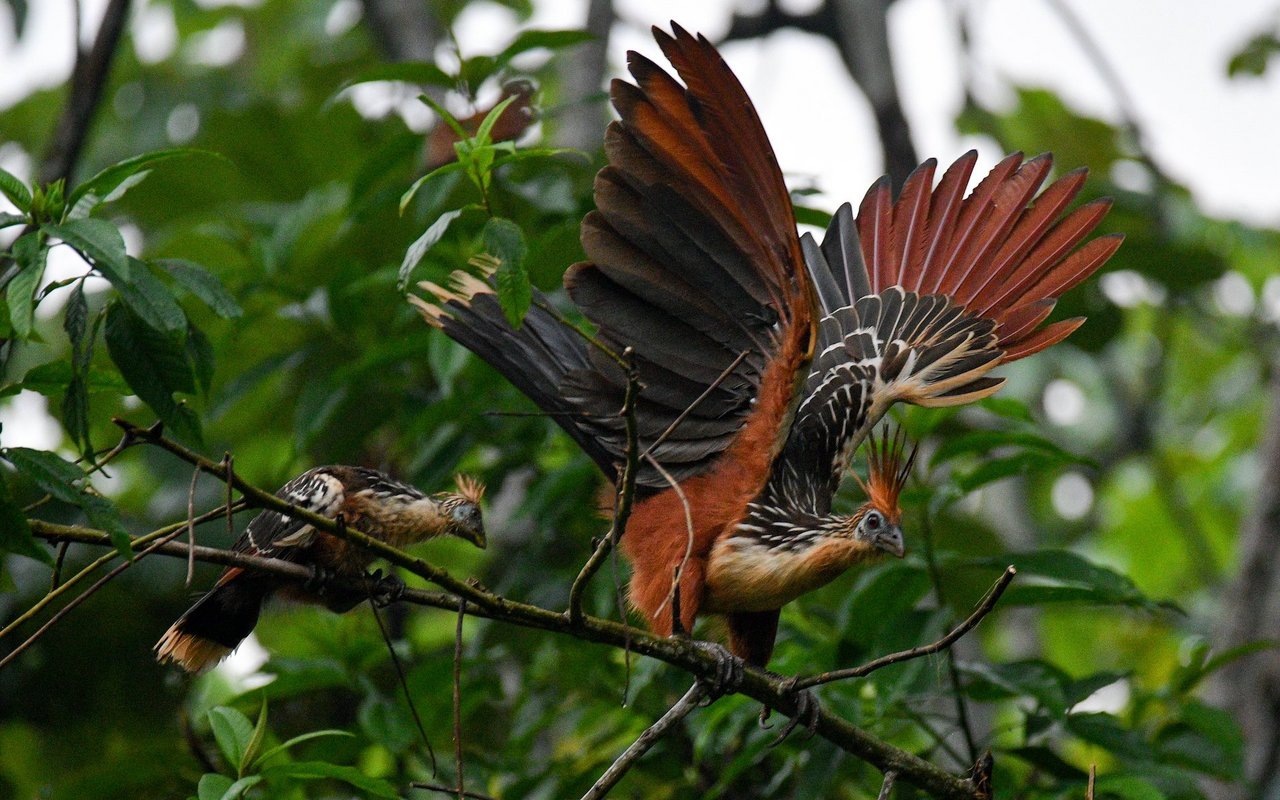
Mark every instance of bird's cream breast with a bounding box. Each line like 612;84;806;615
703;536;874;613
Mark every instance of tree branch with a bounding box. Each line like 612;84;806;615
27;519;986;800
580;680;708;800
40;0;132;186
793;566;1016;690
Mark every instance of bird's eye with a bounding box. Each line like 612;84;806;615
865;511;882;531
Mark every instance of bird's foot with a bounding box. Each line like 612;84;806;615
304;564;335;594
689;640;744;701
367;569;406;607
762;677;820;746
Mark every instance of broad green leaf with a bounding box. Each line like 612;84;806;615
1;447;84;504
197;774;234;800
1067;712;1156;761
0;469;52;565
186;321;215;395
398;208;463;291
239;700;268;777
956;452;1047;491
415;92;469;139
978;395;1035;422
1005;746;1088;780
1155;701;1244;778
20;361;129;396
208;707;255;772
792;205;833;229
975;549;1171;612
104;302;202;446
5;232;46;339
157;259;243;318
251;729;354;767
108;257;187;335
931;429;1078;467
260;761;398;799
61;281;92;454
0;166;31;211
1093;774;1167;800
341;62;455;92
0;212;26;229
495;28;592;65
67;148;219;213
43;218;129;282
484;217;530;326
81;492;132;560
960;659;1070;716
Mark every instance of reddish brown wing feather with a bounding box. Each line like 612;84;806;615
860;151;1118;363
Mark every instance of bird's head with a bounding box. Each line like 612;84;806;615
849;427;916;559
434;474;487;549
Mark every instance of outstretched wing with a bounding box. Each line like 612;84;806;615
785;153;1121;503
418;24;816;492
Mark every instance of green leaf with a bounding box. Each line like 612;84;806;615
495;28;593;65
107;257;187;335
399;160;466;215
341;62;456;92
239;699;269;777
81;493;132;561
186;321;215;395
472;94;519;148
21;361;129;396
1155;701;1243;778
208;707;255;772
0;212;27;229
251;729;354;767
0;166;31;211
1093;775;1167;800
931;429;1078;467
1173;639;1278;693
43;218;129;283
260;762;399;799
978;396;1035;422
104;302;203;447
1068;712;1156;762
62;282;92;454
975;549;1171;612
1228;32;1280;78
1;447;84;504
398;209;463;291
216;776;263;800
197;774;234;800
156;259;243;319
67;148;220;215
5;232;46;339
483;217;530;326
0;469;53;565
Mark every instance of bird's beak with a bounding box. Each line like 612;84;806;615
875;525;905;559
465;523;487;550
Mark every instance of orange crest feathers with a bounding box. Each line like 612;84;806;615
855;427;917;518
454;474;486;504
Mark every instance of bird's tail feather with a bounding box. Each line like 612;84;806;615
155;578;269;673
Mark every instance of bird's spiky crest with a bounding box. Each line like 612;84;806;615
454;474;486;504
854;426;917;518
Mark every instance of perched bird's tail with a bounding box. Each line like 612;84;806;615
154;573;270;673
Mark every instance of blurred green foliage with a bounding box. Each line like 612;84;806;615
0;1;1273;798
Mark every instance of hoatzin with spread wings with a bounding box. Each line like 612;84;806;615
156;468;486;673
414;25;1120;670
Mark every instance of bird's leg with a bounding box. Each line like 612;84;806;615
304;563;335;594
764;676;820;746
366;568;406;608
689;640;744;701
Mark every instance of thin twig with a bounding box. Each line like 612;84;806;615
579;681;709;800
411;784;494;800
640;350;750;460
1;502;245;642
920;513;979;764
453;599;466;800
0;515;209;669
24;527;984;800
186;466;200;586
877;770;898;800
645;454;695;632
1086;764;1096;800
370;601;437;776
568;348;638;625
794;567;1016;690
50;541;70;591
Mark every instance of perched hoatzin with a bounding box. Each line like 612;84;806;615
155;468;486;673
414;25;1120;669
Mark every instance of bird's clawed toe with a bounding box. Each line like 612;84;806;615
690;640;744;700
367;569;406;607
767;678;820;746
